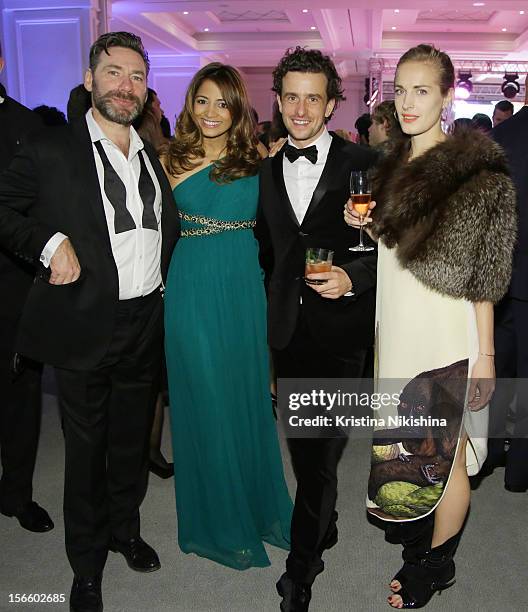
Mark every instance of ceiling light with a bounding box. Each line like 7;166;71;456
394;9;400;13
183;11;189;15
302;9;309;13
502;28;508;32
521;11;526;15
455;72;473;100
310;26;317;30
391;26;397;30
502;73;520;99
203;27;209;32
473;2;485;6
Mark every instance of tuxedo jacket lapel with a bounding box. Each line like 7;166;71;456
302;136;342;224
71;119;112;251
272;150;300;228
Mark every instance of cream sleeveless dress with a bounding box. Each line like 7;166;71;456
366;240;488;522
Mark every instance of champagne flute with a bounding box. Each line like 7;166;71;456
349;170;374;252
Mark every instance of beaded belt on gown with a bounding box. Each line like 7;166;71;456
178;211;256;237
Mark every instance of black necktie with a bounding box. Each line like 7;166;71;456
94;141;157;234
284;143;318;164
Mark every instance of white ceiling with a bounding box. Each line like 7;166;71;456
109;1;528;76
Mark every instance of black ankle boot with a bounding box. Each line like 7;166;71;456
389;531;461;609
389;516;434;592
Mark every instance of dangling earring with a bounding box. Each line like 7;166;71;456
441;107;447;122
393;110;398;120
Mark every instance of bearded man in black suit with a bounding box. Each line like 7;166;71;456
256;47;377;611
0;32;179;612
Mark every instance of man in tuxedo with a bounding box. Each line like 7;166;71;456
492;99;514;128
257;47;377;611
0;32;179;612
488;79;528;492
0;43;53;534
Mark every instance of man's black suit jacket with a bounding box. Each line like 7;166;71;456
492;106;528;300
0;85;42;356
0;117;180;370
257;135;378;359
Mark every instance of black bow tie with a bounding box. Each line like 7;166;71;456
284;143;318;164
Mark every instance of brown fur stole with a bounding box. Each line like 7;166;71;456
371;129;517;303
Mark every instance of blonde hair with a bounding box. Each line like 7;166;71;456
397;44;455;95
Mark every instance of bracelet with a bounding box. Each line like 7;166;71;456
479;352;495;357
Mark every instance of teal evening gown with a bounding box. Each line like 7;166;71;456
164;165;293;570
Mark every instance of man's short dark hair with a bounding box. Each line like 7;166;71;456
33;105;67;126
494;100;514;115
472;112;492;133
89;31;149;75
272;46;345;118
355;113;372;140
67;83;92;122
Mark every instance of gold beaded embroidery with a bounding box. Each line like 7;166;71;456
178;211;256;237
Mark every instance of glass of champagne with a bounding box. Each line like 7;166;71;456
349;170;374;252
304;248;334;285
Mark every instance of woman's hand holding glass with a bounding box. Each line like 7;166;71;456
343;198;376;240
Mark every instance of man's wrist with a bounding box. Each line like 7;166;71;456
342;274;354;297
40;233;68;268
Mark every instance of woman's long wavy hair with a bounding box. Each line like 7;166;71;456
165;63;260;183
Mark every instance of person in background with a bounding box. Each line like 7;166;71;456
259;102;288;151
355;112;372;145
485;75;528;493
471;112;492;134
33;105;67;126
492;99;514;128
131;86;174;482
368;100;400;146
134;91;173;480
451;117;473;135
0;40;52;536
160;114;171;139
66;83;92;123
268;100;288;149
250;106;259;128
257;119;271;138
133;88;167;153
248;107;269;157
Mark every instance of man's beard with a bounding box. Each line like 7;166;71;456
92;81;144;126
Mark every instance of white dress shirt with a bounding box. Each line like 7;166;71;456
41;109;162;300
283;128;332;224
283;128;354;298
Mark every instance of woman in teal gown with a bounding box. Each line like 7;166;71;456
163;62;292;570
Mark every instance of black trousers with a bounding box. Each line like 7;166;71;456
55;290;163;577
488;297;528;487
0;352;42;513
273;310;369;585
